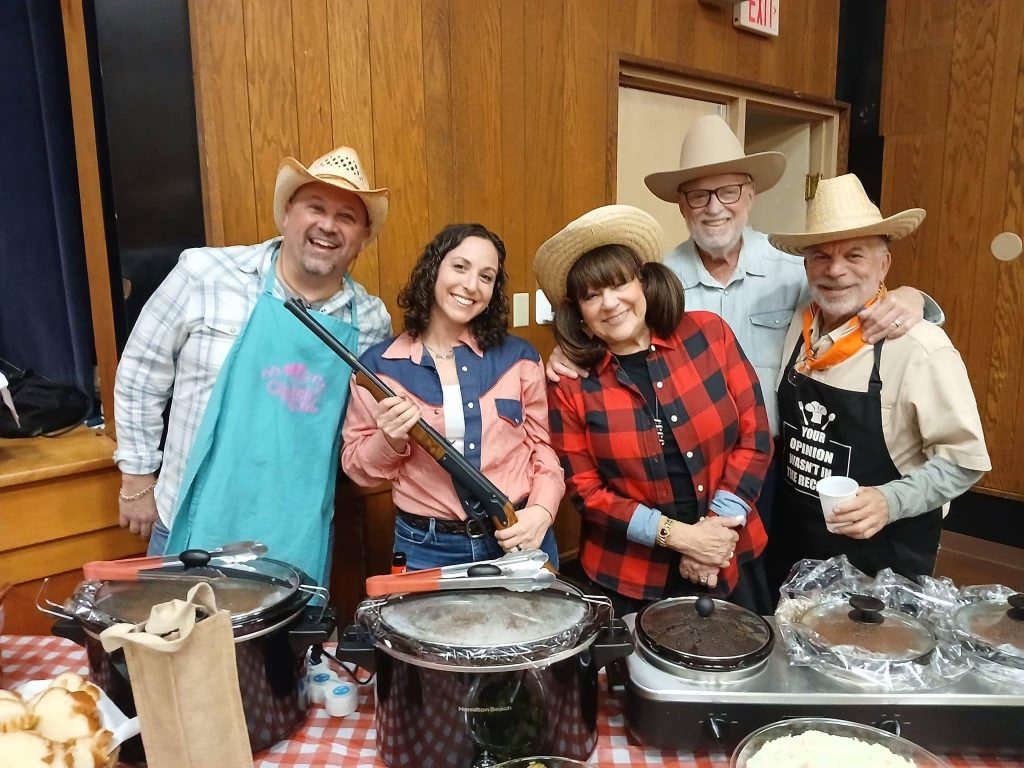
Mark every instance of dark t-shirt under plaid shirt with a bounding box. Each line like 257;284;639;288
548;311;772;601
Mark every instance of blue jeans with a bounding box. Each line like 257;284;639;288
394;516;560;571
147;520;170;555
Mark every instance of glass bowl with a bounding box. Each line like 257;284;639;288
731;718;950;767
493;758;595;768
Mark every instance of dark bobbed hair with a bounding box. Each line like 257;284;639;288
553;244;685;369
398;223;509;350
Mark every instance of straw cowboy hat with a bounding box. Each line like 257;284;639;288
273;146;390;243
533;205;664;306
644;115;786;203
768;174;926;256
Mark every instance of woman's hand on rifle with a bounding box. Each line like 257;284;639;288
494;504;553;552
375;395;422;453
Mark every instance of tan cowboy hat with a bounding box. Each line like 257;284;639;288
768;174;926;255
533;205;664;306
273;146;390;243
644;115;786;203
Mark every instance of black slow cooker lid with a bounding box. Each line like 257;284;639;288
637;595;773;670
90;555;303;625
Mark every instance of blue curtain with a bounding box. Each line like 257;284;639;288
0;0;96;397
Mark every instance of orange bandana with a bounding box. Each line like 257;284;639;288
799;285;886;372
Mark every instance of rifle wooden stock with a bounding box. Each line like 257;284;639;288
284;298;519;532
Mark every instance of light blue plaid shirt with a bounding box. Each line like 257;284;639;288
665;228;808;435
113;237;392;527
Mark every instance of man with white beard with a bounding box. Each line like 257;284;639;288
548;116;936;532
766;173;989;583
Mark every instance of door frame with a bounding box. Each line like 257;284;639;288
608;53;851;204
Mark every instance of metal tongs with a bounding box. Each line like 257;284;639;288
364;548;555;597
82;541;268;581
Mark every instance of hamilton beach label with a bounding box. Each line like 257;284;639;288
782;399;851;498
458;705;513;714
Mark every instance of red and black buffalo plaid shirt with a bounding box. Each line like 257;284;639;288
548;311;772;601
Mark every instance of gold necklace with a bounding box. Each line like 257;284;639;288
422;342;455;360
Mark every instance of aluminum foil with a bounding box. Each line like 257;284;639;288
775;556;971;691
355;586;612;668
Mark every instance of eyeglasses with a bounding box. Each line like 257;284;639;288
681;181;751;209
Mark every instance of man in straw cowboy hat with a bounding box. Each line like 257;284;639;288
114;146;392;583
548;115;940;530
766;173;990;585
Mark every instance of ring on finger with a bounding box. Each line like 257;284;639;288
892;318;902;329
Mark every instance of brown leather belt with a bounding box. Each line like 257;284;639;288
397;510;487;538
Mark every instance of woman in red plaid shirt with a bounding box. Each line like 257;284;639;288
536;205;774;616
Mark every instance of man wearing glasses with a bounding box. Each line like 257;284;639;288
640;116;938;531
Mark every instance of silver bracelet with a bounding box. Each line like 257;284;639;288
119;481;157;502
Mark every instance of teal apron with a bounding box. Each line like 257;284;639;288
166;255;357;584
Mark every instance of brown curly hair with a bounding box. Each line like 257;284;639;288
398;223;510;350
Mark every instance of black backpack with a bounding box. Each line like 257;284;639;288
0;357;93;438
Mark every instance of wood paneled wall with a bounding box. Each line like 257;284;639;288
190;0;839;346
881;0;1024;499
188;0;839;616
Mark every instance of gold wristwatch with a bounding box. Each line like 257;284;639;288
657;517;674;547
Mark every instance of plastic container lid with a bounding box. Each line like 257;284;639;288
636;595;774;671
800;594;935;663
951;593;1024;666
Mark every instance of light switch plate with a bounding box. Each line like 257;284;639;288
512;292;530;327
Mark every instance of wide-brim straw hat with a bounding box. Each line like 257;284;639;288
533;205;664;306
768;174;926;255
273;146;390;244
644;115;786;203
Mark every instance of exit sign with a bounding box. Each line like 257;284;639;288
734;0;779;37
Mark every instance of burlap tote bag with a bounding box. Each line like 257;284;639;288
99;581;252;768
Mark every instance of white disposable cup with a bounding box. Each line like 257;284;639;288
816;475;858;532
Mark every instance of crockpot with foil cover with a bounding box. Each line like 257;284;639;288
336;581;633;768
37;549;334;764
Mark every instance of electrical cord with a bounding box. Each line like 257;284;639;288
314;643;375;686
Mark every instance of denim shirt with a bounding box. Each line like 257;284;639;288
665;228;807;435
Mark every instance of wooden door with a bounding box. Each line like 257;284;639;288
881;0;1024;500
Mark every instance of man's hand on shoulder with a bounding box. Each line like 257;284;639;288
545;345;588;383
859;286;925;344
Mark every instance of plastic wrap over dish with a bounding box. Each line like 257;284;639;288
355;586;612;668
937;583;1024;687
775;557;970;690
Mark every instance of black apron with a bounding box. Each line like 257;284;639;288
772;336;941;581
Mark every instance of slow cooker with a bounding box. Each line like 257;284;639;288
38;549;334;763
337;581;633;768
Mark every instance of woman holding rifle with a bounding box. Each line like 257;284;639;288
342;223;564;570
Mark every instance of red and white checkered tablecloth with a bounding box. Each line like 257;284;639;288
1;635;1019;768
